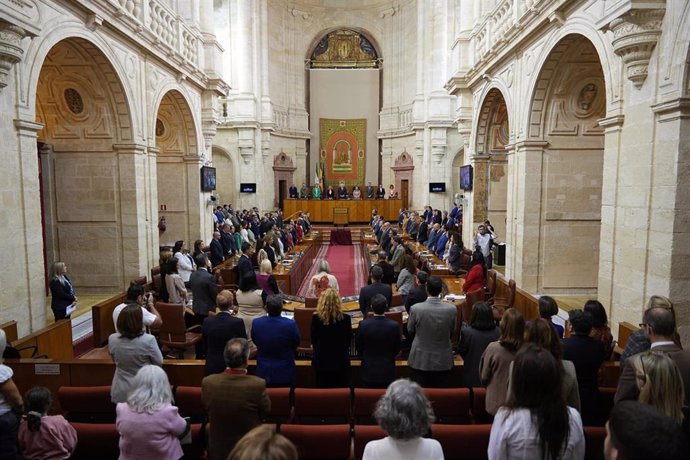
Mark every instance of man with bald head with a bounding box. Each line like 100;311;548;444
209;231;224;267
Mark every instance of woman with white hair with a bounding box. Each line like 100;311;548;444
116;365;189;459
0;329;24;459
307;260;339;298
49;261;77;321
363;379;443;459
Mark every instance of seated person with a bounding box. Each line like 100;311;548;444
352;185;361;199
326;186;335;199
312;185;321;199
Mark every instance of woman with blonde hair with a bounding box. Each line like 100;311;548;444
311;288;352;387
256;259;280;296
49;261;77;321
116;365;189;459
632;350;685;425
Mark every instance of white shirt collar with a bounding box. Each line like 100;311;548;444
650;340;675;349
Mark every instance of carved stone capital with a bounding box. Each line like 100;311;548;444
0;19;27;91
609;8;665;89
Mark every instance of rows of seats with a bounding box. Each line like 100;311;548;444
58;385;608;460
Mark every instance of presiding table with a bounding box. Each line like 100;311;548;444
283;198;402;223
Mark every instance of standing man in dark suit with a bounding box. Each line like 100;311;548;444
202;290;247;375
288;183;298;198
356;294;401;388
236;242;254;290
563;309;605;425
251;295;300;387
219;223;237;258
209;231;225;267
416;219;429;243
376;251;395;285
407;276;457;387
359;265;393;314
190;253;219;359
365;181;374;199
615;306;690;405
202;338;270;460
337;181;348;199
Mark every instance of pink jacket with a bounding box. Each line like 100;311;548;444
116;403;187;460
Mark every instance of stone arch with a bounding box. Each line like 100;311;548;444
155;89;204;247
518;33;606;294
212;145;236;207
22;22;136;137
305;26;383;62
35;36;136;292
473;87;510;241
524;24;617;139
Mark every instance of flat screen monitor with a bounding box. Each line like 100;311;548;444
240;183;257;193
200;166;216;192
460;165;473;190
429;182;446;193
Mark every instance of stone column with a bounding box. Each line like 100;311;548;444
12;119;46;334
146;146;161;266
509;140;548;293
114;144;154;287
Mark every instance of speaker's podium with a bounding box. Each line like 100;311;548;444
333;207;349;226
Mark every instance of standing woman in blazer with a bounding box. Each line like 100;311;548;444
49;262;77;321
164;258;188;305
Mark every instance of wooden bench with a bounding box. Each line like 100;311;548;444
91;293;127;348
10;320;73;359
612;321;638;358
0;320;18;343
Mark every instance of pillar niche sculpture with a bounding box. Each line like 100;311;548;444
0;20;27;91
608;8;665;89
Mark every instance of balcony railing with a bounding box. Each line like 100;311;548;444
108;0;200;68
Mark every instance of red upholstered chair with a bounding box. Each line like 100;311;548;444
58;386;115;423
304;296;319;309
279;424;351;460
353;425;386;459
174;386;208;459
432;424;492;460
598;387;617;426
584;426;607;460
491;279;516;320
352;388;386;424
471;387;493;424
69;423;120;459
156;302;202;358
484;269;497;301
462;288;486;324
423;388;472;424
293;388;352;424
366;311;404;336
264;387;294;425
294;307;316;357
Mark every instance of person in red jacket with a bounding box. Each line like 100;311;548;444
463;251;486;294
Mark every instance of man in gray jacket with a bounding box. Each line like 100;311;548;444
407;275;456;387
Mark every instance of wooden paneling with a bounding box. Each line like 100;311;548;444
283;199;402;223
12;319;73;359
0;321;18;342
92;293;127;348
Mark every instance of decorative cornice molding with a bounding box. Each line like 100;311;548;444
651;97;690;122
608;8;665;89
597;114;626;129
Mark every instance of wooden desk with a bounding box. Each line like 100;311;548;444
11;320;73;360
283;199;402;223
272;233;322;294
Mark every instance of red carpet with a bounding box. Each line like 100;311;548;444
325;245;358;296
